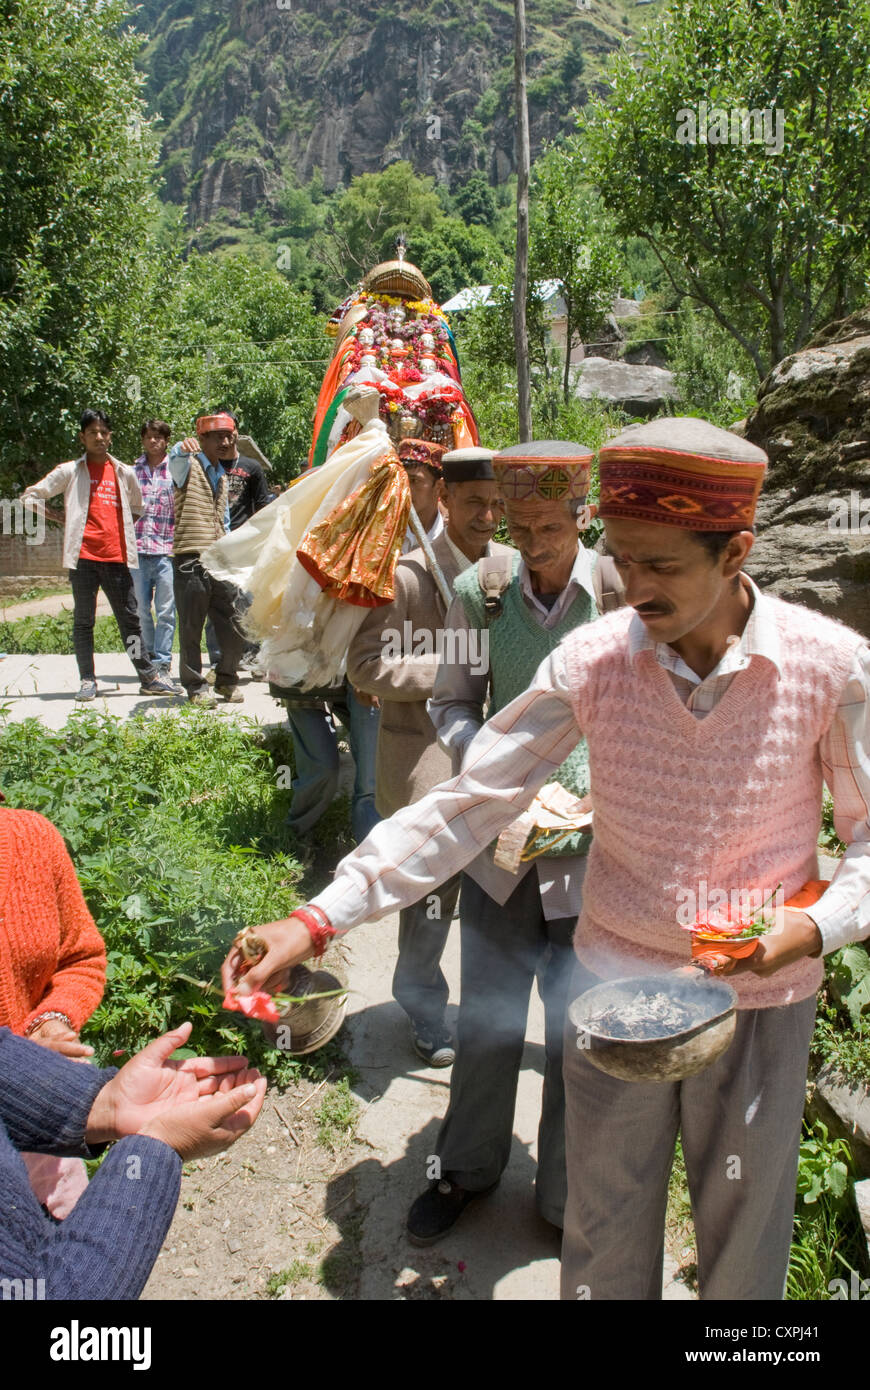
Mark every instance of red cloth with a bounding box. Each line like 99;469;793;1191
79;459;126;563
0;808;107;1037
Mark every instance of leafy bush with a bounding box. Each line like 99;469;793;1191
0;708;343;1085
788;1120;869;1300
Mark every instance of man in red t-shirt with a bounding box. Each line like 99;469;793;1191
23;410;177;702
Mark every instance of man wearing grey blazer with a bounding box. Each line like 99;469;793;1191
348;447;511;1066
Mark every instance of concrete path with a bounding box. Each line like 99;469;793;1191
0;653;284;731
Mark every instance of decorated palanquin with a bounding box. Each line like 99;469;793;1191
200;251;479;689
310;254;479;467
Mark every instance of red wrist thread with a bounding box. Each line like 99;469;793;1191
292;904;336;960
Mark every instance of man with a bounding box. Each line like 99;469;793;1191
275;439;448;852
23;411;177;702
132;418;178;683
405;439;621;1240
275;676;381;853
199;413;271;677
399;438;445;553
226;418;870;1301
167;412;247;705
348;447;509;1067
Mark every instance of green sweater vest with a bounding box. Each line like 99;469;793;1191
454;551;596;858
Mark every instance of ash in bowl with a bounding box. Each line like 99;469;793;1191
583;989;703;1041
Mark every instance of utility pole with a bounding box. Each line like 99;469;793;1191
513;0;532;442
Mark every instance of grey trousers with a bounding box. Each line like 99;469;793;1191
392;874;460;1033
560;958;817;1300
436;871;577;1226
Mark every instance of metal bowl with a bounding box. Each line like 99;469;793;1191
260;965;347;1056
568;970;738;1083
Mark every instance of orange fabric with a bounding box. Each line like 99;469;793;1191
296;455;411;606
307;347;355;466
80;460;126;563
452;407;477;450
0;808;106;1035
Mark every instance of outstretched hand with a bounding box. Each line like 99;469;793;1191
85;1022;259;1144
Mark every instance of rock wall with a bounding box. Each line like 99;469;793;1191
742;309;870;637
137;0;610;223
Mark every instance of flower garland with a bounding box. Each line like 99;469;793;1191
377;380;464;428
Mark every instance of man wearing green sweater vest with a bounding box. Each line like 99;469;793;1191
404;440;623;1242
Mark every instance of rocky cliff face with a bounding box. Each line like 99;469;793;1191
742;308;870;637
136;0;627;223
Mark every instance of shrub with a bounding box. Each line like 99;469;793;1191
0;708;340;1085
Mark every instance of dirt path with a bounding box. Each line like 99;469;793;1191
141;891;702;1301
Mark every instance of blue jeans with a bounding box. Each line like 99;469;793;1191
284;685;380;844
132;554;176;668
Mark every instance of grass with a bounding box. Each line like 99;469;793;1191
0;610;183;654
315;1078;360;1152
0;582;71;604
265;1260;313;1296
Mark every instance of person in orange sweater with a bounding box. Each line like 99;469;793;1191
0;804;107;1216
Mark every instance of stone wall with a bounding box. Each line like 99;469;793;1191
0;524;65;585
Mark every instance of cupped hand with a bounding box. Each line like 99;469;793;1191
85;1022;253;1144
139;1073;267;1161
703;909;823;979
221;916;315;998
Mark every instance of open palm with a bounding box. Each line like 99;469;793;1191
95;1022;252;1139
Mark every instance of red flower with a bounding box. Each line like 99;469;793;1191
222;989;281;1024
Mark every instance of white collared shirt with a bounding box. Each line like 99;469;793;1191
314;574;870;954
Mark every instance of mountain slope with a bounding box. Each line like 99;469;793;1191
134;0;648;225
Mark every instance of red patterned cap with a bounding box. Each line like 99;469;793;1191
598;418;767;531
397;438;446;472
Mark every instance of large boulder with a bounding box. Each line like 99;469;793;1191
574;356;679;416
742;309;870;636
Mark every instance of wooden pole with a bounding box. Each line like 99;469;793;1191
513;0;532;443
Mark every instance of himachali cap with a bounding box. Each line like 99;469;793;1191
492;439;594;501
196;413;237;436
597;417;767;531
397;438;446;473
441;446;496;484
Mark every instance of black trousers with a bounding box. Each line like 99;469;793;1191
69;559;154;681
172;553;246;695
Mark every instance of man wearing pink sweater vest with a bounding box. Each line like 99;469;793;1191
226;417;870;1300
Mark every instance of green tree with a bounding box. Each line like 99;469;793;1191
453;173;498;229
131;255;330;482
578;0;870;376
530;140;623;402
0;0;160;486
322;162;444;286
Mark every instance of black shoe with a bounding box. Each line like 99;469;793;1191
410;1022;455;1068
406;1178;496;1246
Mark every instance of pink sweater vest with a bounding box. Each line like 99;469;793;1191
564;598;864;1008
